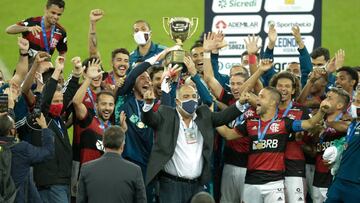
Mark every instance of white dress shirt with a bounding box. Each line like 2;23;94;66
163;110;204;179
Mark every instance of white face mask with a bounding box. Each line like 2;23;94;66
133;31;151;45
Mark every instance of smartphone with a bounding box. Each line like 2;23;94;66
0;94;8;113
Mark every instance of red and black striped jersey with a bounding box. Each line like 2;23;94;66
17;16;67;57
77;109;111;165
235;117;295;184
219;88;252;167
279;102;310;177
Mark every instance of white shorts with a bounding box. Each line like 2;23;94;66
312;186;328;203
243;180;285;203
305;164;315;196
220;164;246;203
284;176;306;202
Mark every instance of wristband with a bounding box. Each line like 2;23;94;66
204;52;211;59
248;55;257;65
19;50;29;56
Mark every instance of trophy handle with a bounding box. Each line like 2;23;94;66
188;17;199;39
162;17;170;36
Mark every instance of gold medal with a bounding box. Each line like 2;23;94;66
136;121;145;129
256;142;263;150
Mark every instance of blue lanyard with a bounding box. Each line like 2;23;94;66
41;17;55;53
320;112;343;144
97;117;111;133
346;121;360;143
87;88;97;114
135;98;142;120
281;101;293;118
257;109;278;141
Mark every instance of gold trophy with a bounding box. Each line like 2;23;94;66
163;17;199;65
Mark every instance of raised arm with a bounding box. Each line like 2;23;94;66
141;88;161;128
88;9;104;58
116;48;173;96
292;25;313;87
11;37;30;87
240;59;273;93
244;34;263;94
41;56;64;114
184;56;213;106
261;24;277;86
216;125;242;140
22;52;50;105
202;32;226;99
300;100;330;130
72;59;102;120
62;58;83;109
5;23;41;35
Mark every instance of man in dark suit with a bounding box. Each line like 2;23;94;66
142;84;247;203
76;126;146;203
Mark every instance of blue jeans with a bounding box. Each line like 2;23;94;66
326;178;360;203
159;176;204;203
39;184;70;203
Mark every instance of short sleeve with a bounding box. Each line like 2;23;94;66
56;30;67;54
78;109;94;128
285;117;304;133
234;119;248;137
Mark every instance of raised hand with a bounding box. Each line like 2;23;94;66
34;52;51;65
143;86;156;104
291;25;304;48
90;9;104;23
183;56;197;76
320;100;331;114
119;111;128;133
27;25;42;36
71;56;83;77
85;58;103;79
334;49;345;70
162;63;182;82
214;31;227;50
55;56;65;72
18;37;29;53
268;23;277;44
244;34;261;55
35;113;48;129
259;58;273;72
203;32;217;52
239;91;251;104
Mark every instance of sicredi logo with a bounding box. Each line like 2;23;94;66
264;0;315;12
212;0;262;13
264;15;315;34
213;15;263;34
219;36;262;56
217;57;241;75
272;57;299;72
263;36;314;55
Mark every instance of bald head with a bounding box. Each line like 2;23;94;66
176;84;197;100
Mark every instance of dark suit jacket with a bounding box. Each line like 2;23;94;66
77;152;146;203
142;103;242;185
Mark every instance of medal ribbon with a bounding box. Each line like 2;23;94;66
257;109;278;141
41;16;55;53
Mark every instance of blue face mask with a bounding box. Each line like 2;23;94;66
179;99;198;116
